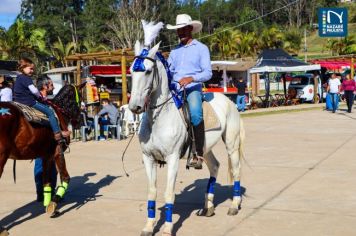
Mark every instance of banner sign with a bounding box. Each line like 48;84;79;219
318;8;348;37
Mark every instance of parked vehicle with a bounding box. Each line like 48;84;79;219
288;74;326;102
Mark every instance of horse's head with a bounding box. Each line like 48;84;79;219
129;41;161;114
52;84;83;126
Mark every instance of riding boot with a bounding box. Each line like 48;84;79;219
190;120;205;170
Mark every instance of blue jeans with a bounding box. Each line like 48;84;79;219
329;93;339;112
34;158;57;198
32;102;60;133
187;89;203;126
325;93;332;110
236;95;246;112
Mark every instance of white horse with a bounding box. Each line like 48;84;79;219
129;42;245;236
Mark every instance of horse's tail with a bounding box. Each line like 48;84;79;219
228;117;245;184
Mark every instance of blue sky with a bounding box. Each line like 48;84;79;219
0;0;22;29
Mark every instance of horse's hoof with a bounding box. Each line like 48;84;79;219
196;208;207;216
227;208;239;216
196;207;215;217
205;206;215;217
46;201;57;215
140;231;153;236
0;228;9;236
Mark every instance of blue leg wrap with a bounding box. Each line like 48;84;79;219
233;181;241;197
147;200;156;218
165;203;173;223
206;176;216;194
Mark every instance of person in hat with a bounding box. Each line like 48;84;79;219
167;14;212;169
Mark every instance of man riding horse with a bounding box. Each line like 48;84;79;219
167;14;212;169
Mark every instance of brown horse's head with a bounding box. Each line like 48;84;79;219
51;84;83;127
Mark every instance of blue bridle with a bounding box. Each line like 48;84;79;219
133;49;183;109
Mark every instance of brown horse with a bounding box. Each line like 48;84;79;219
0;84;81;234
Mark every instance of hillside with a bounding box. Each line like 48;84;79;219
299;23;356;60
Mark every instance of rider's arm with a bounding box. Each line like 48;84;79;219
28;84;41;98
191;45;212;83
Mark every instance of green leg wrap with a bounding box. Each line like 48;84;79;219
56;181;69;198
43;186;52;207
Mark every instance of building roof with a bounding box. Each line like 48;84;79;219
211;60;256;71
43;66;77;74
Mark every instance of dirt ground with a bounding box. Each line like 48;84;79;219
1;108;356;236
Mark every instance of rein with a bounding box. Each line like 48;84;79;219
134;55;179;111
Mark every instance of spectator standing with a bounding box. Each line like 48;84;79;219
234;77;247;112
341;74;356;113
34;76;57;202
327;73;341;113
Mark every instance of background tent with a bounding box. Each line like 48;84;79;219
249;48;321;107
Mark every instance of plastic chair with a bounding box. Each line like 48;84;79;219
106;116;122;140
80;112;93;142
120;105;139;137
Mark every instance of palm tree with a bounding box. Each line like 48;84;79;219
0;19;48;60
326;36;356;55
258;27;284;50
235;32;259;58
283;28;302;54
81;40;109;53
51;37;76;67
208;28;240;60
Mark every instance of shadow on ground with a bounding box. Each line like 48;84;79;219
152;178;246;235
0;173;119;231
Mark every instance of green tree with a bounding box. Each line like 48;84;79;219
0;19;48;61
258;27;284;50
283;28;302;54
208;28;240;60
80;0;117;46
51;37;76;67
326;36;356;55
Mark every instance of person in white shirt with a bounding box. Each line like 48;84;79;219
0;76;13;102
327;73;341;113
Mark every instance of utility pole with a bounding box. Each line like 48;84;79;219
304;28;307;63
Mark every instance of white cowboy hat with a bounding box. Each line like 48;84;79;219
166;14;202;33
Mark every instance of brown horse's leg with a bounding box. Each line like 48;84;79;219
41;157;53;206
42;157;59;215
0;148;9;178
52;145;70;202
0;143;10;233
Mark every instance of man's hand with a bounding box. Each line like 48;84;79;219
179;77;194;87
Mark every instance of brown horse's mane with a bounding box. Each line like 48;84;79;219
51;84;81;123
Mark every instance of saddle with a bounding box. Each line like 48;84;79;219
12;102;51;126
180;101;221;131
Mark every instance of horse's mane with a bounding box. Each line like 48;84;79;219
52;85;80;119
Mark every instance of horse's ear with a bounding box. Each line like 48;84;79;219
76;81;87;90
135;40;143;56
148;41;161;58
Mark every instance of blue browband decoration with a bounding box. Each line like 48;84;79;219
133;48;149;72
133;48;183;109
